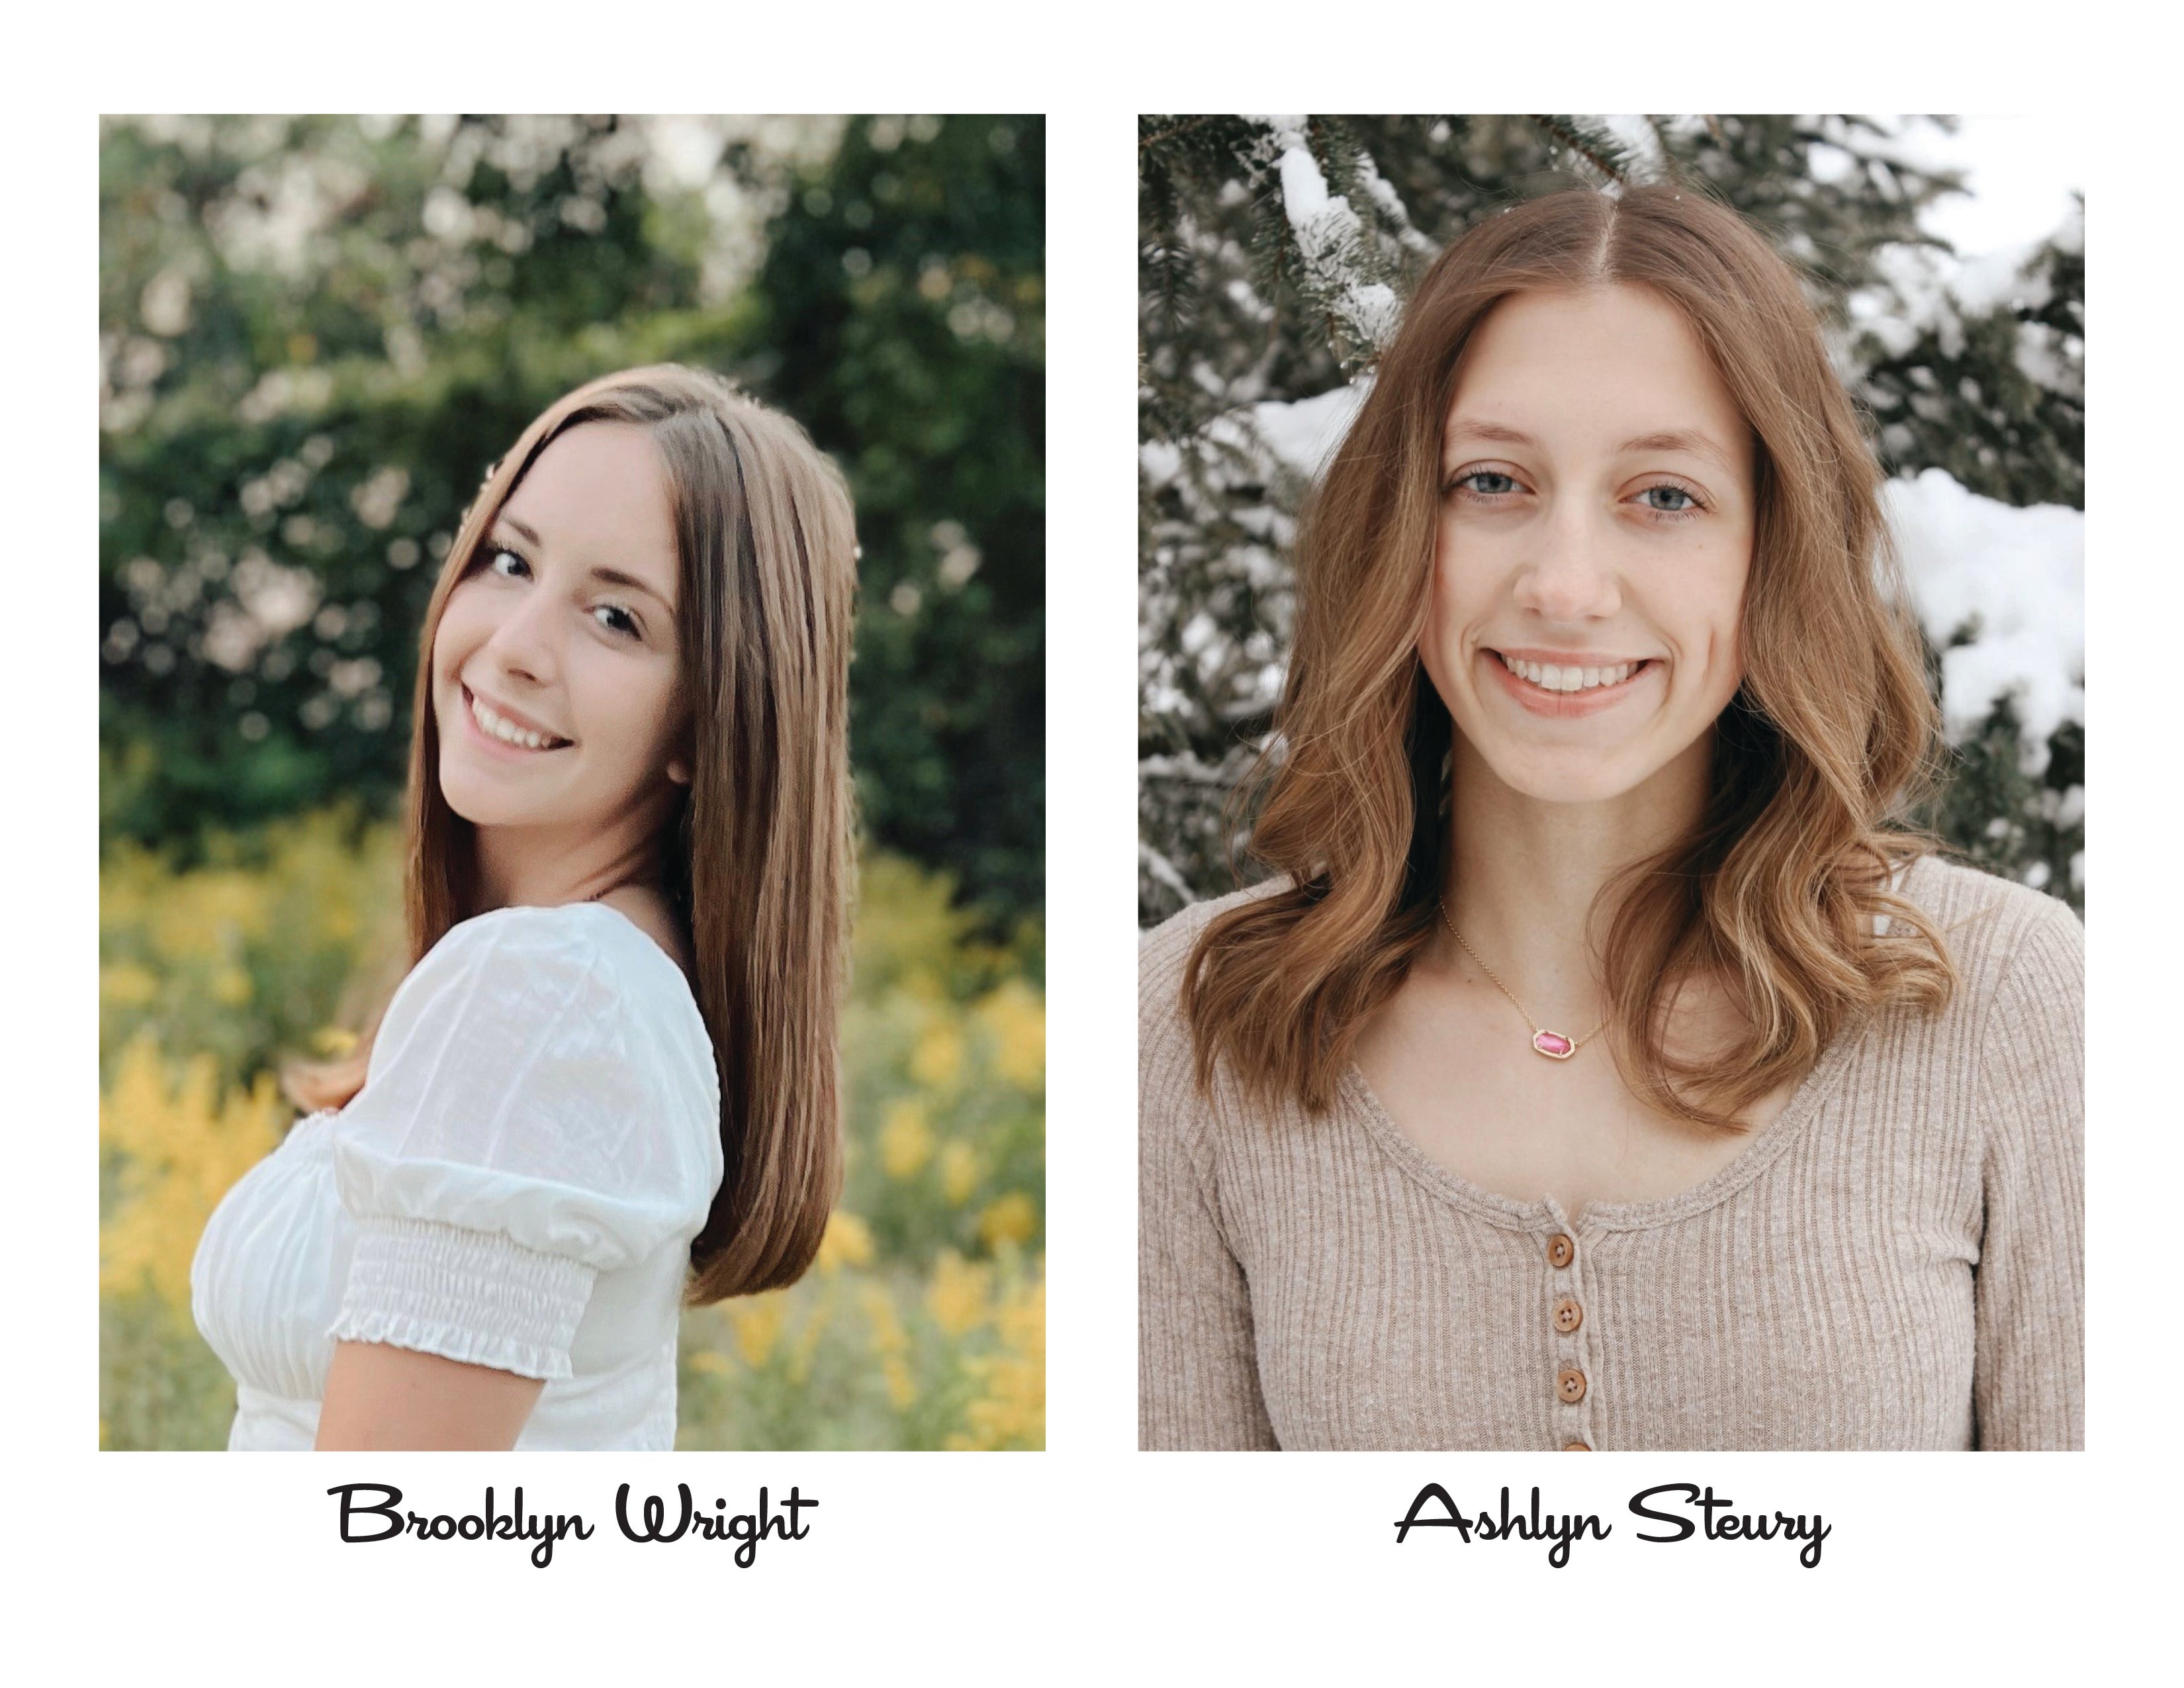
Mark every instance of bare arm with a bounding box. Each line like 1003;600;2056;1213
315;1341;546;1452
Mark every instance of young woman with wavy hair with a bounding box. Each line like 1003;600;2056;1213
192;365;856;1449
1140;185;2082;1452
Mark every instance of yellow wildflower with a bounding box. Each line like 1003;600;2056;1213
860;1281;906;1352
815;1209;874;1272
977;978;1046;1090
788;1290;833;1385
948;1272;1046;1450
100;962;159;1008
878;1098;935;1178
860;1282;917;1409
926;1250;992;1336
978;1191;1039;1250
211;966;253;1007
687;1350;732;1377
148;870;268;963
727;1295;788;1368
99;1034;284;1309
909;1019;964;1090
938;1140;981;1207
312;1026;358;1056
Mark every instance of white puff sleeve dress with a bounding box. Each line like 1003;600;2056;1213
191;902;723;1450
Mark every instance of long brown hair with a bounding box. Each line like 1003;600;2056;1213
286;365;856;1303
1182;185;1956;1129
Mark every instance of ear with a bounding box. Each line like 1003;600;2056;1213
667;710;694;786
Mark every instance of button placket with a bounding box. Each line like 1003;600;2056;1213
1543;1210;1597;1450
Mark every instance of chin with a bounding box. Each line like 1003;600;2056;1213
1473;738;1657;807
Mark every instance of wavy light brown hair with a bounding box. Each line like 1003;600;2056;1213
285;364;856;1303
1182;185;1956;1130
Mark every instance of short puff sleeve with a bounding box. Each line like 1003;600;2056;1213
328;907;716;1380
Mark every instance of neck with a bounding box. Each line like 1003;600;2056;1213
466;790;678;913
1440;729;1711;1021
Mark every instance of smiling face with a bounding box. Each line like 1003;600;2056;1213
431;420;690;865
1421;284;1757;808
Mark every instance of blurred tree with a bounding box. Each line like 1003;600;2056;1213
1138;115;2082;924
741;115;1045;923
99;114;1044;925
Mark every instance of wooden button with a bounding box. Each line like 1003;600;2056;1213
1552;1296;1583;1334
1563;1441;1592;1452
1556;1366;1587;1405
1547;1233;1574;1269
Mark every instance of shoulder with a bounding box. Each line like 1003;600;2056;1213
1883;856;2081;1106
1138;876;1291;1134
387;903;715;1102
1138;875;1293;1009
390;904;622;1038
380;904;607;1031
416;901;696;1023
421;900;612;971
343;903;723;1225
1892;853;2082;990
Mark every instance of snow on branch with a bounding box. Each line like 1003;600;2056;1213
1250;117;1402;361
1887;467;2083;770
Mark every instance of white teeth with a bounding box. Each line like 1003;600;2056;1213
469;691;567;750
1502;657;1639;692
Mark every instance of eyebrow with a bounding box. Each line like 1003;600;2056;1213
496;515;678;620
1443;419;1737;474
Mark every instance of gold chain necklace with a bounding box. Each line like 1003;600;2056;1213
1436;899;1611;1062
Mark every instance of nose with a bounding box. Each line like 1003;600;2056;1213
1511;501;1622;623
477;575;563;688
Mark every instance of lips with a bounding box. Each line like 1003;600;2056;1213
459;682;573;751
1482;648;1661;719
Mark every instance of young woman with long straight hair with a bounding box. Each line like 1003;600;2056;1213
193;365;857;1450
1139;185;2083;1452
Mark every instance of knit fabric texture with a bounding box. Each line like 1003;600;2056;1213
1138;854;2083;1451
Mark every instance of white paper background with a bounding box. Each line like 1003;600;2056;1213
21;9;2166;1677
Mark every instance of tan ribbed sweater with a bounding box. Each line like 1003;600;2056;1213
1138;855;2083;1451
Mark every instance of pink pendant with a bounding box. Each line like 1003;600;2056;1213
1531;1029;1575;1060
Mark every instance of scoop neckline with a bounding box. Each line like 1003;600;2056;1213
1333;855;1929;1236
1338;1015;1862;1236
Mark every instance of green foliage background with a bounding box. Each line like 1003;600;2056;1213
102;114;1043;923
